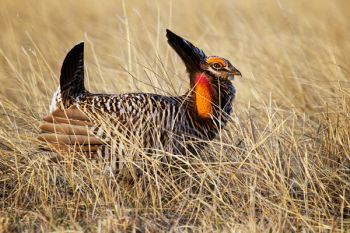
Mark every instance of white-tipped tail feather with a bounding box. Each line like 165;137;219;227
49;86;61;113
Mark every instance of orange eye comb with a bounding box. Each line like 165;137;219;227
206;57;226;66
194;73;213;118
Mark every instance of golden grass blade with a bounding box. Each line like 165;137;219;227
48;143;100;152
38;133;103;145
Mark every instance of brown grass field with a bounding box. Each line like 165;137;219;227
0;0;350;232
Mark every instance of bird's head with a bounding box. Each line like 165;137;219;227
200;56;241;81
166;29;241;84
166;29;241;119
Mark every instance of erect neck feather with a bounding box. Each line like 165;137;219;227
194;73;213;118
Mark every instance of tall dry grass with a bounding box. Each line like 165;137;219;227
0;0;349;232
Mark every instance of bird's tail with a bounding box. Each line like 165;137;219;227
50;42;86;112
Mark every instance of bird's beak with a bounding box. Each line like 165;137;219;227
228;69;242;80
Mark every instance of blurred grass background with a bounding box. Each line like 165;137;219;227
0;0;349;232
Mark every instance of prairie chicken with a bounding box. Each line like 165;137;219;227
39;29;241;158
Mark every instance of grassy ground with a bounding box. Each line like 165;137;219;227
0;0;350;232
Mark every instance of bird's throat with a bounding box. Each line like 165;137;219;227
194;73;213;118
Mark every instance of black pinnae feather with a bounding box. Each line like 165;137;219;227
60;42;85;106
166;29;206;73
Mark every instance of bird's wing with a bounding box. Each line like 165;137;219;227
39;93;178;156
38;106;103;156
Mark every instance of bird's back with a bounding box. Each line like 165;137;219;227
69;92;213;153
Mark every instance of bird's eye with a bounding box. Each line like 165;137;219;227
211;62;222;70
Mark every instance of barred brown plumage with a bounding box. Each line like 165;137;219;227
39;29;241;159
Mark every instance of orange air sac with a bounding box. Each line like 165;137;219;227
194;73;213;118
